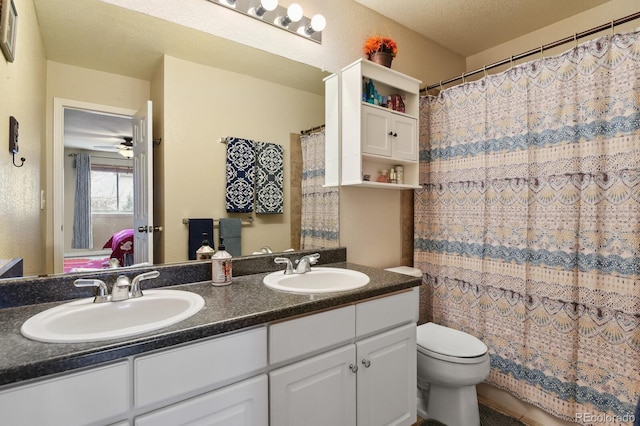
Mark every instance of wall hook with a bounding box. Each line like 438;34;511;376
12;152;25;167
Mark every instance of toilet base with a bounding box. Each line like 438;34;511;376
425;384;481;426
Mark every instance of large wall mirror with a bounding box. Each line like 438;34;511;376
1;0;332;280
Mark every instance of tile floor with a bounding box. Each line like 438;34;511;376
413;403;527;426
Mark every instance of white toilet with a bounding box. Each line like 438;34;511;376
416;322;490;426
385;266;490;426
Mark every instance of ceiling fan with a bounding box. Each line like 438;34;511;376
94;136;134;158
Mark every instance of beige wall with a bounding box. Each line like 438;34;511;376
159;55;324;262
0;0;46;277
44;62;151;273
467;0;640;74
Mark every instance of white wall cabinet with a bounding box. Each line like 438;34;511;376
362;106;417;161
326;59;422;189
269;289;418;426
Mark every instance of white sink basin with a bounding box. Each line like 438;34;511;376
263;267;370;294
21;289;205;343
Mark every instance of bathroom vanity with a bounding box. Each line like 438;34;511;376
0;248;420;426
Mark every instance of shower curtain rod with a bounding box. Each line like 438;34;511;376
300;124;325;135
421;11;640;92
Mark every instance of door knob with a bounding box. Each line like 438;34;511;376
361;359;371;368
388;131;397;137
349;364;359;373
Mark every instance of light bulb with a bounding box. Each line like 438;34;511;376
310;14;326;31
250;0;278;17
219;0;236;8
287;3;303;22
261;0;278;11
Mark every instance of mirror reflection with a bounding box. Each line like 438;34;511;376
1;0;331;281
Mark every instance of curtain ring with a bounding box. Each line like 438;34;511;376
611;20;615;36
574;33;578;48
461;73;466;83
540;45;544;59
510;56;514;68
439;81;443;91
483;65;487;77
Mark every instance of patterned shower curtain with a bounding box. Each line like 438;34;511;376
300;130;339;249
415;31;640;424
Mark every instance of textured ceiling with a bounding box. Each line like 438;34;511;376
352;0;610;56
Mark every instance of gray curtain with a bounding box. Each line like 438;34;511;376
71;153;93;249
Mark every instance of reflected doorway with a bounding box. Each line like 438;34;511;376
52;99;153;274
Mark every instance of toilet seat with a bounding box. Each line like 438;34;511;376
417;322;488;364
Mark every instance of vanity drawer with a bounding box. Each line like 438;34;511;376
0;361;129;426
269;305;355;365
134;326;267;408
356;288;419;338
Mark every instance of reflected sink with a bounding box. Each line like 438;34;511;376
263;267;370;294
21;289;205;343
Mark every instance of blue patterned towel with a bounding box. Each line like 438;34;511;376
225;137;256;213
255;141;284;214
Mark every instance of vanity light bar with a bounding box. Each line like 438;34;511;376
207;0;325;43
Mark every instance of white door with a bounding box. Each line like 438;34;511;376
132;101;153;265
356;323;417;426
391;115;417;161
270;345;357;426
362;106;392;157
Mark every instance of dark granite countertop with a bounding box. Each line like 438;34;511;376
0;261;420;388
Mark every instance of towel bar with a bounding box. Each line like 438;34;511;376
182;217;254;226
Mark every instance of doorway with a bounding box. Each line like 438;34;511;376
52;99;153;274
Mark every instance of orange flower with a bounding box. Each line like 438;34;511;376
364;35;397;57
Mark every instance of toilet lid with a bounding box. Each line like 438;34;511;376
417;322;487;358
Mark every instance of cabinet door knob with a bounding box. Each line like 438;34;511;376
361;359;371;368
388;131;398;137
349;364;359;373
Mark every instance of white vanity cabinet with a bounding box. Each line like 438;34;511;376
0;361;130;426
0;327;267;426
325;58;422;189
269;289;419;426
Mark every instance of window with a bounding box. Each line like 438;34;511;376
91;164;134;213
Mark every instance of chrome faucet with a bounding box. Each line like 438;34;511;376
294;253;320;273
73;270;160;303
73;278;109;303
130;270;160;298
274;257;294;275
274;253;320;275
110;275;131;302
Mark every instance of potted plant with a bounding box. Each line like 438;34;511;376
364;35;397;68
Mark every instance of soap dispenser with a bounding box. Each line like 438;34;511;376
212;237;232;286
196;233;215;260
